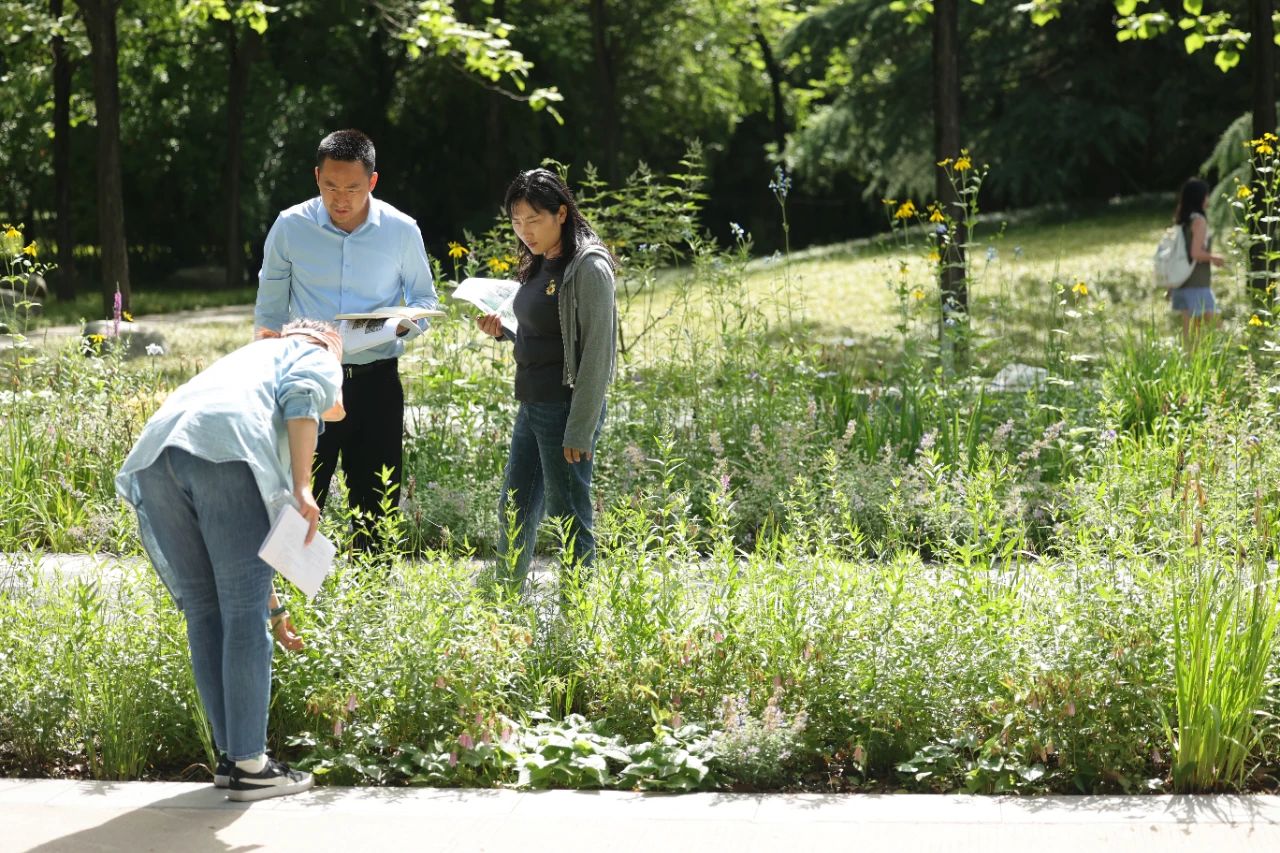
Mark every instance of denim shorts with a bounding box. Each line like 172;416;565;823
1171;286;1214;317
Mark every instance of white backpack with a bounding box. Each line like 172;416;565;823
1153;223;1195;290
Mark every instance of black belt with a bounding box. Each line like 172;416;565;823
343;357;397;379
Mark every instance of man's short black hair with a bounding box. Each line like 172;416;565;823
317;129;376;174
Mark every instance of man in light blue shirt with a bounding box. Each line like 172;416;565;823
254;129;437;549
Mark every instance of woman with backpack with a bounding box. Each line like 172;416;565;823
1171;177;1225;345
475;168;619;594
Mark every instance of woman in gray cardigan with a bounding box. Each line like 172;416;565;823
476;168;618;591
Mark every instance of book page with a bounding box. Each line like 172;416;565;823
257;504;336;600
334;306;446;321
452;277;519;336
339;317;422;356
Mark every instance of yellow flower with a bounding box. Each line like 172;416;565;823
1237;185;1254;199
1250;314;1264;327
928;207;945;224
447;241;468;259
927;249;941;263
2;226;21;255
122;311;133;322
893;200;917;220
935;159;952;168
545;280;557;296
1253;137;1275;156
89;333;105;344
22;242;37;257
487;257;511;274
954;155;972;172
882;197;898;206
1072;281;1088;297
910;288;926;301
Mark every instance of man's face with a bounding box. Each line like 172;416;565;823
315;158;377;232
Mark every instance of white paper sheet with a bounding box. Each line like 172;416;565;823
257;504;336;600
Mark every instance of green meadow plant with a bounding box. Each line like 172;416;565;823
11;155;1280;795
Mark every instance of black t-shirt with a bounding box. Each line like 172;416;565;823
513;256;572;403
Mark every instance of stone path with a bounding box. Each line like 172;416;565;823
3;779;1278;852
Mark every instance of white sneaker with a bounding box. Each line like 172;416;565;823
226;758;313;802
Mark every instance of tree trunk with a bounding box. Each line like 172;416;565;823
77;0;131;315
1250;0;1276;307
485;0;507;199
588;0;621;185
752;19;788;152
224;24;260;289
933;0;967;355
51;0;77;300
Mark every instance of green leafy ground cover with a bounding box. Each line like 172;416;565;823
3;163;1280;794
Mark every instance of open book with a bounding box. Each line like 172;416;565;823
334;306;445;321
257;504;336;600
451;277;519;337
339;316;423;357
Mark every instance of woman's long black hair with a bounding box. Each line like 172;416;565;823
1175;177;1210;225
503;168;617;283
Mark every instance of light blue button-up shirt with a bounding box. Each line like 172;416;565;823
116;338;342;608
254;196;438;365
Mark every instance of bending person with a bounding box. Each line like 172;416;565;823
116;319;346;801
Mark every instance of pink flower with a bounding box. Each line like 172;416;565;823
345;694;358;713
458;732;475;750
333;718;344;737
448;751;458;767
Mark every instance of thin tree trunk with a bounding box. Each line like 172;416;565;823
1249;0;1276;307
933;0;967;355
588;0;620;185
51;0;77;300
224;24;260;289
752;20;787;151
485;0;507;199
77;0;131;315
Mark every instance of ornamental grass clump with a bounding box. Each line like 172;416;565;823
1169;558;1280;792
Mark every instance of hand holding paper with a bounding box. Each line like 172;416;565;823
452;277;519;337
258;504;336;600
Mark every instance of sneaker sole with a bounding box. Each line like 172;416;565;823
213;774;230;789
226;776;313;802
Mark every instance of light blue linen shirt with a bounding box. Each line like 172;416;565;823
254;196;438;365
115;338;342;607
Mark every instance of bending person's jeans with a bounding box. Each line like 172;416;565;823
135;446;275;760
498;401;605;589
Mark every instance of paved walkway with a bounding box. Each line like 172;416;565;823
2;779;1278;852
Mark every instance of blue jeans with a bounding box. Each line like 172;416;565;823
497;401;605;588
135;446;274;761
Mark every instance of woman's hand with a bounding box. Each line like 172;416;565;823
1210;254;1225;268
295;483;320;545
476;313;504;338
563;446;593;464
271;612;305;652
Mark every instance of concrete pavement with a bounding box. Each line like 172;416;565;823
4;778;1279;852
